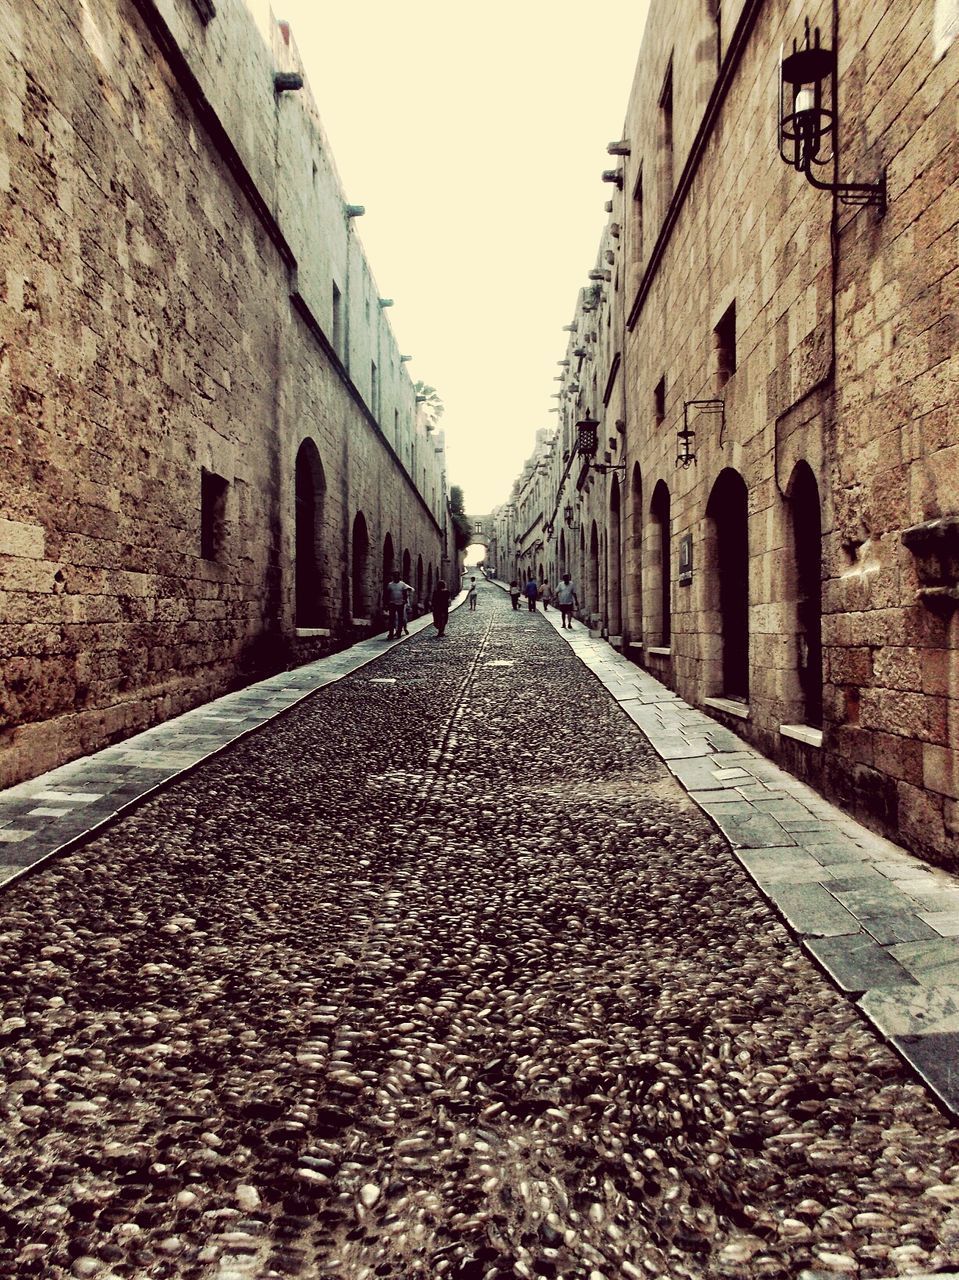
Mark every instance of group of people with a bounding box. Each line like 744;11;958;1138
508;575;579;629
384;571;451;639
385;569;580;642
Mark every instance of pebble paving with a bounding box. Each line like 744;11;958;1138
2;583;959;1279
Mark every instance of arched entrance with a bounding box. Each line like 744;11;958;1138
416;554;424;606
608;477;622;636
588;521;600;617
788;462;823;727
402;548;412;585
649;480;671;646
706;468;749;701
378;532;394;591
295;440;325;627
628;463;643;643
351;512;370;618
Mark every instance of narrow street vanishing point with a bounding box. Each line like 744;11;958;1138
2;583;959;1280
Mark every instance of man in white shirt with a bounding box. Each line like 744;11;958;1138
384;571;412;639
555;574;579;630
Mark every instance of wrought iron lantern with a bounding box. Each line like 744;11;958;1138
778;20;885;210
576;416;600;458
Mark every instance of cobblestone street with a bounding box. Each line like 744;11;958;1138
3;583;959;1280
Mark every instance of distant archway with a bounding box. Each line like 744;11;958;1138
351;512;370;618
295;440;326;627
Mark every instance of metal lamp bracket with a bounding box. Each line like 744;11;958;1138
679;399;725;467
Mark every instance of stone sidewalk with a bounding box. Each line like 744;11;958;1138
0;595;466;892
529;597;959;1118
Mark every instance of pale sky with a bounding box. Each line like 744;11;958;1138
274;1;651;513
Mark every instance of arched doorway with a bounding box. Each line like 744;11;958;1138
559;529;567;574
628;463;643;643
426;563;433;602
706;468;750;701
788;462;823;727
295;440;325;627
588;521;600;617
402;548;412;585
608;478;622;636
351;512;370;618
649;481;671;646
382;533;395;590
416;554;424;607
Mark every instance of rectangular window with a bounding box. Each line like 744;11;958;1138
714;301;736;390
370;360;379;418
200;470;228;561
654;375;666;425
659;59;674;206
332;281;343;357
394;408;399;442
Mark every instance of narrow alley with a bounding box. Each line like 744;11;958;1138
2;582;958;1280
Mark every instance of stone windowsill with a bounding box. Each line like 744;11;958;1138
350;616;371;626
295;627;331;638
627;641;644;651
780;723;824;748
704;696;750;720
646;646;671;657
608;635;623;647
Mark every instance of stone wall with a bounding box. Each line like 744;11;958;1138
497;0;959;869
0;0;449;788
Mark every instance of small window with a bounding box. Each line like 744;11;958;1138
332;282;343;356
633;167;644;263
370;360;378;417
654;376;666;425
200;470;228;560
715;301;736;390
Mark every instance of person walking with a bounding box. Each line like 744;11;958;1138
431;578;450;637
384;570;412;640
509;580;521;610
467;576;478;611
524;576;538;612
539;579;551;612
556;574;579;629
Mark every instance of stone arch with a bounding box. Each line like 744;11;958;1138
295;439;326;628
608;477;622;636
628;462;644;643
416;554;424;605
351;512;370;619
402;547;412;586
382;532;395;587
538;560;544;583
588;520;600;617
705;467;750;701
648;480;671;646
787;461;823;727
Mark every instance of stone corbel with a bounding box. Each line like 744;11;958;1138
901;515;959;612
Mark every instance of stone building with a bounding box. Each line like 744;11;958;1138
0;0;449;787
499;0;959;869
